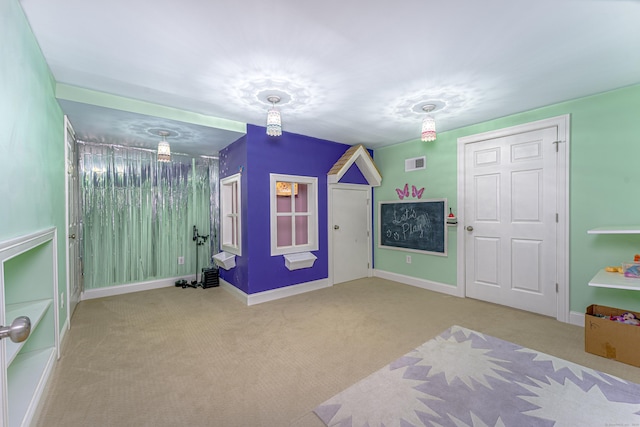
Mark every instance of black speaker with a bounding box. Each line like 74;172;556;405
202;267;219;288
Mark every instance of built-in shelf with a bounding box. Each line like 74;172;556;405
5;300;53;366
588;226;640;234
7;348;56;427
1;227;59;427
587;227;640;290
589;269;640;290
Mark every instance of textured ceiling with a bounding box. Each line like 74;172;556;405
19;0;640;154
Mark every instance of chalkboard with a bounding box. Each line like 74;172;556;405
378;199;447;255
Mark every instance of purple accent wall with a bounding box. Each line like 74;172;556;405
340;161;368;184
219;125;371;295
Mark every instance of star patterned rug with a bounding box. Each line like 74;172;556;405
314;325;640;427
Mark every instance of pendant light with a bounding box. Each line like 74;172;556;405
157;131;171;162
421;104;437;142
266;95;282;137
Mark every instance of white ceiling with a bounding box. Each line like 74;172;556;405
19;0;640;154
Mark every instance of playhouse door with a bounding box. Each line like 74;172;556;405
331;185;371;284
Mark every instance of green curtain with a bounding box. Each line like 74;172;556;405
78;143;219;290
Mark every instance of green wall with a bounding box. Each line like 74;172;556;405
374;83;640;316
1;1;67;329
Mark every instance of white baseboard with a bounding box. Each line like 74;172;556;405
220;278;331;306
59;316;70;349
375;270;585;327
569;310;585;327
373;269;463;297
81;274;197;300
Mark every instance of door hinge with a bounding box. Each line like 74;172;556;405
556;213;559;223
552;140;565;153
367;262;370;269
556;283;559;293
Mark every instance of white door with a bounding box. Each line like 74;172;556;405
464;126;559;317
65;116;81;319
331;185;371;284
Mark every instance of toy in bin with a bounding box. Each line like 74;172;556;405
612;312;640;325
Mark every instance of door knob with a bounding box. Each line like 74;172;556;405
334;225;340;230
69;233;76;239
0;316;31;343
466;226;474;231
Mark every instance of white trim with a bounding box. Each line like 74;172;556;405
327;145;382;187
0;227;59;427
64;115;71;328
59;315;70;347
456;115;570;322
52;230;60;360
569;310;585;327
81;274;196;300
220;172;242;256
219;277;330;306
219;278;247;304
328;183;373;286
269;173;319;256
373;269;463;297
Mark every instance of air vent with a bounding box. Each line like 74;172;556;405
405;156;426;172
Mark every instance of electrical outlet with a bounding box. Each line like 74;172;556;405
178;256;185;265
406;255;412;264
60;292;65;309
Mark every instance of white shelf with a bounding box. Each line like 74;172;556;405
588;226;640;234
5;299;52;366
589;269;640;290
1;228;58;427
7;348;56;427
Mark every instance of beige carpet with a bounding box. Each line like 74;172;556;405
34;278;640;427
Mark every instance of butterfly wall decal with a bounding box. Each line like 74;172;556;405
412;185;424;199
396;183;409;200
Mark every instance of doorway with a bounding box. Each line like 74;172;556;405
329;184;372;285
457;116;569;321
64;116;81;320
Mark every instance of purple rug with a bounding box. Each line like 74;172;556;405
314;325;640;426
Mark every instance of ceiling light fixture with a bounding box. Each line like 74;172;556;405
266;95;282;137
421;104;437;142
157;131;171;162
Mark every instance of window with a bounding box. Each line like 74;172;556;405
220;173;241;255
269;173;318;256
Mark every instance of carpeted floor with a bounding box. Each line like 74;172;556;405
33;278;640;426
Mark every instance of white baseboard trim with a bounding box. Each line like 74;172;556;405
569;310;585;327
59;316;70;349
81;274;196;300
220;278;331;306
219;278;247;304
373;269;463;297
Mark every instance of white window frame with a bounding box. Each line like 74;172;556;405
220;173;242;255
269;173;318;256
